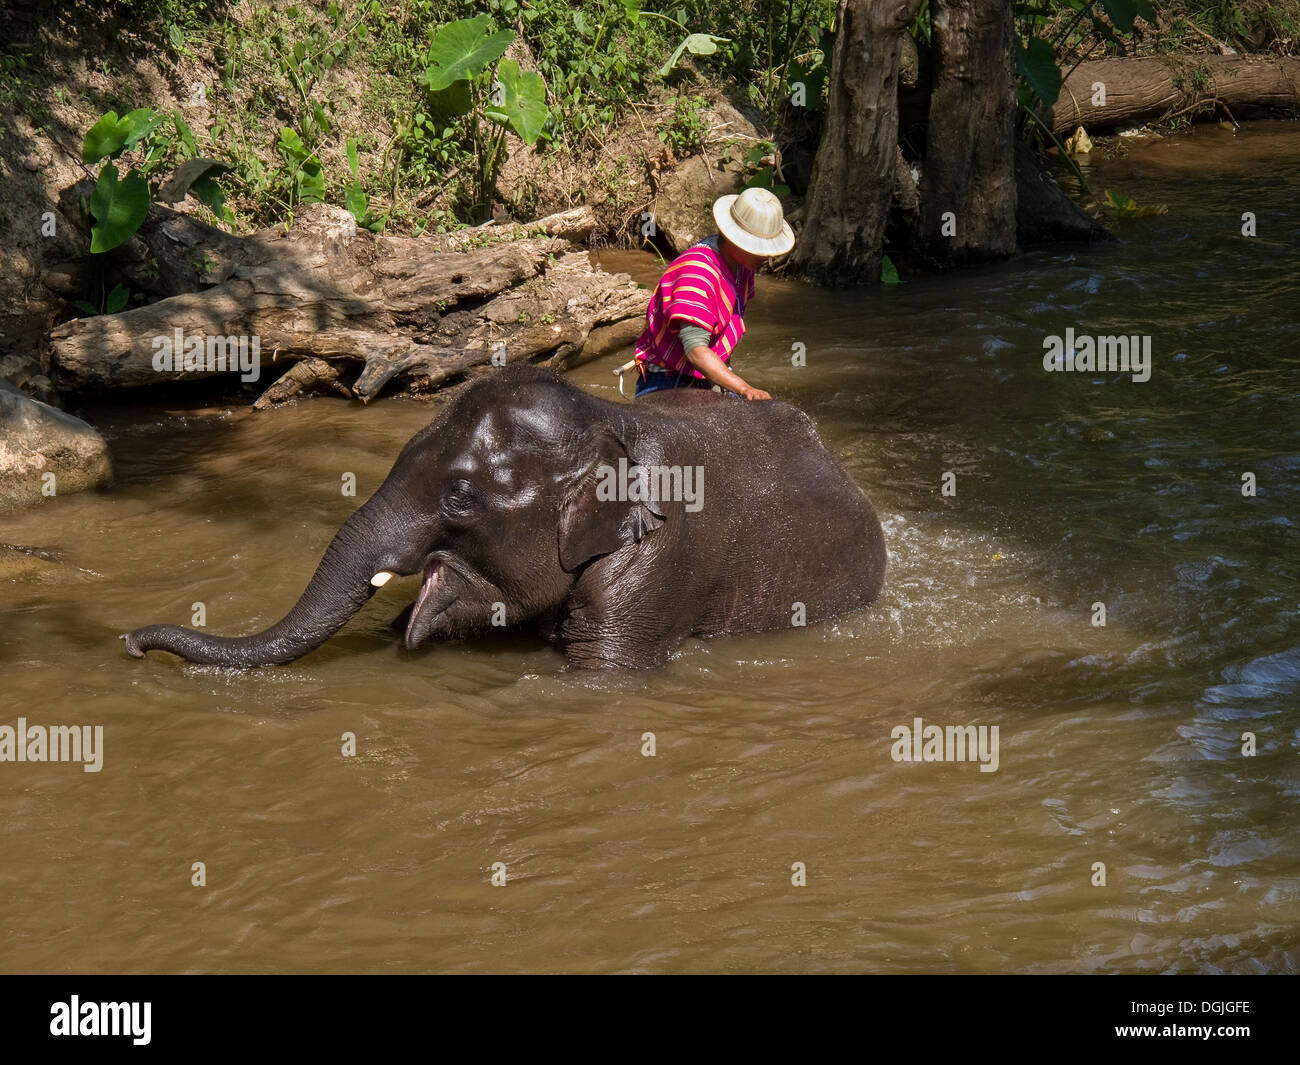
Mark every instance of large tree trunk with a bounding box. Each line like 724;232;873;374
917;0;1017;265
788;0;924;285
1052;55;1300;134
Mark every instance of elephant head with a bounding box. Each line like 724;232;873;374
123;367;665;667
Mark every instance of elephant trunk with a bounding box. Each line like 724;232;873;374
122;495;411;667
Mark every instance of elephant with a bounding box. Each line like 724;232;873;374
123;365;886;669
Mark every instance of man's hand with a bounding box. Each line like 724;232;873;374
683;343;772;401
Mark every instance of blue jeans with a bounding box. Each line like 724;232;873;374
634;368;714;398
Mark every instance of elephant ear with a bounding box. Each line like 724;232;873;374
558;425;666;572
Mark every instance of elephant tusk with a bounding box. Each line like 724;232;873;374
370;571;396;587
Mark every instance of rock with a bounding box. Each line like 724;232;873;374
0;352;56;404
652;152;747;255
649;93;770;255
0;380;113;508
0;544;64;581
40;262;87;297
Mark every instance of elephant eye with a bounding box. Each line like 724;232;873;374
442;479;476;516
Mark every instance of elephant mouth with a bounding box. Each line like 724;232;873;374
404;558;460;649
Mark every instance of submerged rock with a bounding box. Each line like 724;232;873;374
0;544;65;581
0;381;113;508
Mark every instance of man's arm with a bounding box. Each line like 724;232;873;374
684;345;771;400
674;322;770;400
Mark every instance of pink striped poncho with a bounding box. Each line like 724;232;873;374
633;239;756;380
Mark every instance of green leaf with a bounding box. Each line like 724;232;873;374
1133;0;1156;21
105;283;130;314
74;299;98;316
658;34;729;78
190;174;232;221
344;182;369;222
427;79;472;124
278;126;307;161
1016;37;1061;106
87;164;150;253
685;33;724;57
743;166;789;197
425;15;514;91
788;55;826;108
296;162;325;204
172;113;197;157
156;157;232;203
82;112;128;164
880;255;900;284
482;59;550;145
1099;0;1136;34
346;137;360;179
313;102;332;137
120;108;163;149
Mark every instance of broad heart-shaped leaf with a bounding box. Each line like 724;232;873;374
482;58;549;145
120;107;163;149
82;112;129;163
156;157;232;203
1133;0;1156;22
684;33;723;57
87;164;150;253
426;78;473;125
83;109;163;163
1100;0;1137;34
658;33;729;78
425;15;514;91
1016;36;1061;106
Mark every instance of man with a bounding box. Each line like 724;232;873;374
632;186;794;400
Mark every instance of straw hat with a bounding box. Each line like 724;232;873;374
712;187;795;257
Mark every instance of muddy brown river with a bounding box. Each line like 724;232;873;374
3;123;1298;973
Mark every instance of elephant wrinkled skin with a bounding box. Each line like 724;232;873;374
123;366;886;669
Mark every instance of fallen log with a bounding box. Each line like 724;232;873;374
47;204;646;405
1052;55;1300;135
